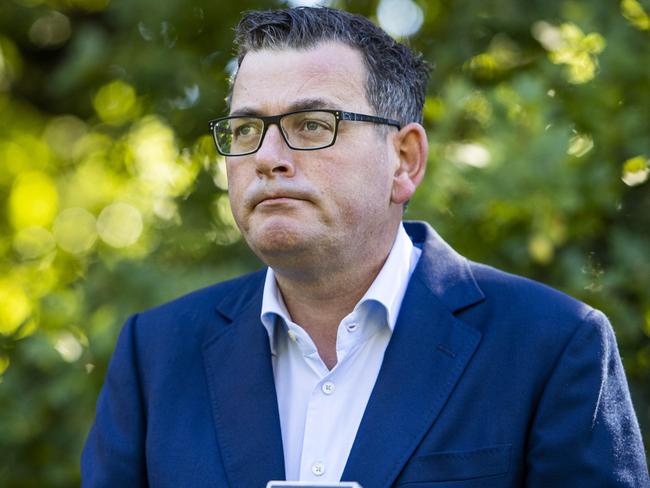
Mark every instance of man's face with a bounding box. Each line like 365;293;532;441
226;42;403;271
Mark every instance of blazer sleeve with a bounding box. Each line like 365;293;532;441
81;314;148;487
525;309;649;486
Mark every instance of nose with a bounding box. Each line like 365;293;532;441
254;124;295;178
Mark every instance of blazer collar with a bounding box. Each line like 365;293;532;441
403;220;484;312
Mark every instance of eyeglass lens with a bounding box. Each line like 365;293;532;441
214;111;337;155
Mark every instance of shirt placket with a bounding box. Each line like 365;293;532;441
297;311;367;481
299;367;340;481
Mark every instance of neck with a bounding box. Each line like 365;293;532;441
271;222;401;367
275;258;382;325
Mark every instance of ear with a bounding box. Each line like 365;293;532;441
390;122;428;205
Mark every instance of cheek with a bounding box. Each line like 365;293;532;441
343;149;393;198
321;161;392;221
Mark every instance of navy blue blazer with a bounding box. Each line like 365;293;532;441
82;221;648;487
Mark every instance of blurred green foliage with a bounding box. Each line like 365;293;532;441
0;0;649;485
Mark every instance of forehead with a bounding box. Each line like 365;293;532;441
230;42;369;114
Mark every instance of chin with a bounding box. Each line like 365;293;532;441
246;222;315;263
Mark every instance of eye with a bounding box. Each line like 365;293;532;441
304;120;322;131
234;124;258;137
300;119;333;133
232;122;261;138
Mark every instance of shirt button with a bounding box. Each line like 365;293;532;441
321;381;335;395
311;462;325;476
287;330;297;342
346;322;359;332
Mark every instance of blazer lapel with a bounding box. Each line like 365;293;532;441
342;221;485;488
202;276;285;488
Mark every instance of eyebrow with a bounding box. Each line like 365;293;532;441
229;97;342;117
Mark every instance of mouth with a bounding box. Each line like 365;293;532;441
252;191;312;208
257;196;300;205
254;197;308;210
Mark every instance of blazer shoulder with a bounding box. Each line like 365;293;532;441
460;262;626;398
469;261;594;319
465;261;605;348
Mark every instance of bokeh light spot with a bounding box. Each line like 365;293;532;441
52;208;97;254
93;80;138;125
97;202;143;248
13;226;56;260
528;234;554;264
464;91;492;127
61;158;120;211
43;115;87;159
621;0;650;31
28;11;71;49
377;0;424;38
465;35;523;80
533;21;605;84
621;155;649;186
567;133;594;158
72;132;112;162
8;171;59;229
21;265;58;302
465;53;498;79
54;332;83;362
128;116;198;196
129;116;178;184
448;142;491;168
532;21;563;51
0;279;32;336
423;96;445;123
3;134;52;175
152;198;179;223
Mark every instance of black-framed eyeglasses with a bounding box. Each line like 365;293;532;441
208;109;401;156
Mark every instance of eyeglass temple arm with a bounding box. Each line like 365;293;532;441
339;111;401;129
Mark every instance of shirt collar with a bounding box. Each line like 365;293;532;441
260;222;420;354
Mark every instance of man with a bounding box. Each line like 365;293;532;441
82;6;648;487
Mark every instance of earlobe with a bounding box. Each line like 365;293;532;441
390;123;428;205
392;172;416;204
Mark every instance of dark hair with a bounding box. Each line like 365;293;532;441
232;6;431;126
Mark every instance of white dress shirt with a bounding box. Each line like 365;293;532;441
260;223;421;482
